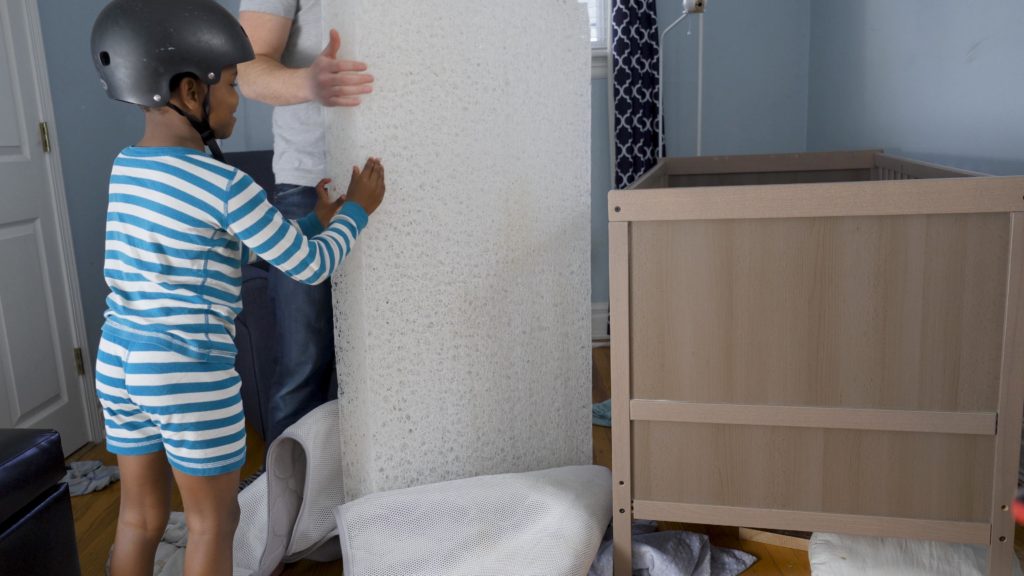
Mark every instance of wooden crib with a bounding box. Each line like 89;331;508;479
608;150;1024;575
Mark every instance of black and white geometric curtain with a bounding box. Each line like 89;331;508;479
611;0;661;189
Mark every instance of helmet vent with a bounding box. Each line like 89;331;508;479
99;51;111;66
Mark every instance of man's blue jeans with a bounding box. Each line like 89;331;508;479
264;183;336;443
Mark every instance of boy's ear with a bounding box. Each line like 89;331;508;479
175;76;206;112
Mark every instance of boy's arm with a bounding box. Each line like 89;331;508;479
238;8;373;107
240;213;322;264
225;171;367;285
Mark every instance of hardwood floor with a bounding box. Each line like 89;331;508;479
68;419;339;575
69;347;860;575
69;446;809;575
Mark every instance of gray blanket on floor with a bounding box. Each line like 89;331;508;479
153;512;188;576
588;521;757;576
63;460;120;496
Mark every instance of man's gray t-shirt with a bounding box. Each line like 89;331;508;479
240;0;324;188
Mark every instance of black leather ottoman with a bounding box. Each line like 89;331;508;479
0;429;81;576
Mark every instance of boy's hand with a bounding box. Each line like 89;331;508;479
310;29;374;107
314;178;345;228
345;158;386;216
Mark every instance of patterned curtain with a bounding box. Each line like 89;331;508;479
611;0;661;189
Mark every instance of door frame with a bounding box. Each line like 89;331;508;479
22;0;102;442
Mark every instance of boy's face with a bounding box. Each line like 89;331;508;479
207;66;240;140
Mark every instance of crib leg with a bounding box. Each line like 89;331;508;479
612;505;632;576
988;495;1017;576
987;538;1014;576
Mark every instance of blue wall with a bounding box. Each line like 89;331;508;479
587;0;1024;307
41;0;622;357
807;0;1024;175
45;1;1023;356
215;0;275;152
591;78;611;304
591;2;812;304
37;0;270;359
38;1;141;360
658;0;810;158
585;0;811;304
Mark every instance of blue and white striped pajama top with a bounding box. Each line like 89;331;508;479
95;146;367;476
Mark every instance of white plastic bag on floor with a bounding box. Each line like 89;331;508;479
336;465;612;576
809;532;1024;576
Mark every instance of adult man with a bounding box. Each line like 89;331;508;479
237;1;374;443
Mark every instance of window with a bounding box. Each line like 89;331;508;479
585;0;608;49
583;0;609;78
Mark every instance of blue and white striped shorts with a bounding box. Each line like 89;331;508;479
95;332;246;477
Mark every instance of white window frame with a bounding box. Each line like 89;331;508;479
585;0;610;78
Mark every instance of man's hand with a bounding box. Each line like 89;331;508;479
310;29;375;107
314;178;345;228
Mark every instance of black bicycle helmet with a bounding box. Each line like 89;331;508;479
91;0;255;158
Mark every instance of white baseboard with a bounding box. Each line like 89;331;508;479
592;302;609;342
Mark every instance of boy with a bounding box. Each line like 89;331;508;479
91;1;385;573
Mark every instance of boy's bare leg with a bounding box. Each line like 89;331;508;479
110;452;174;576
173;467;241;576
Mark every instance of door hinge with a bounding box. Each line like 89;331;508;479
73;347;85;376
39;122;50;153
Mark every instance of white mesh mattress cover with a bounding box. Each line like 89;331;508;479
233;401;346;576
335;465;612;576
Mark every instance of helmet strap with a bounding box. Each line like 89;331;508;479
166;90;224;161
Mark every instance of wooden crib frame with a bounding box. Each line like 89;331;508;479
608;150;1024;575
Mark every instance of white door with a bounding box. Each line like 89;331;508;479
0;0;94;454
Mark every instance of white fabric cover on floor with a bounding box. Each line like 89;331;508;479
233;401;345;576
335;465;612;576
809;532;1024;576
